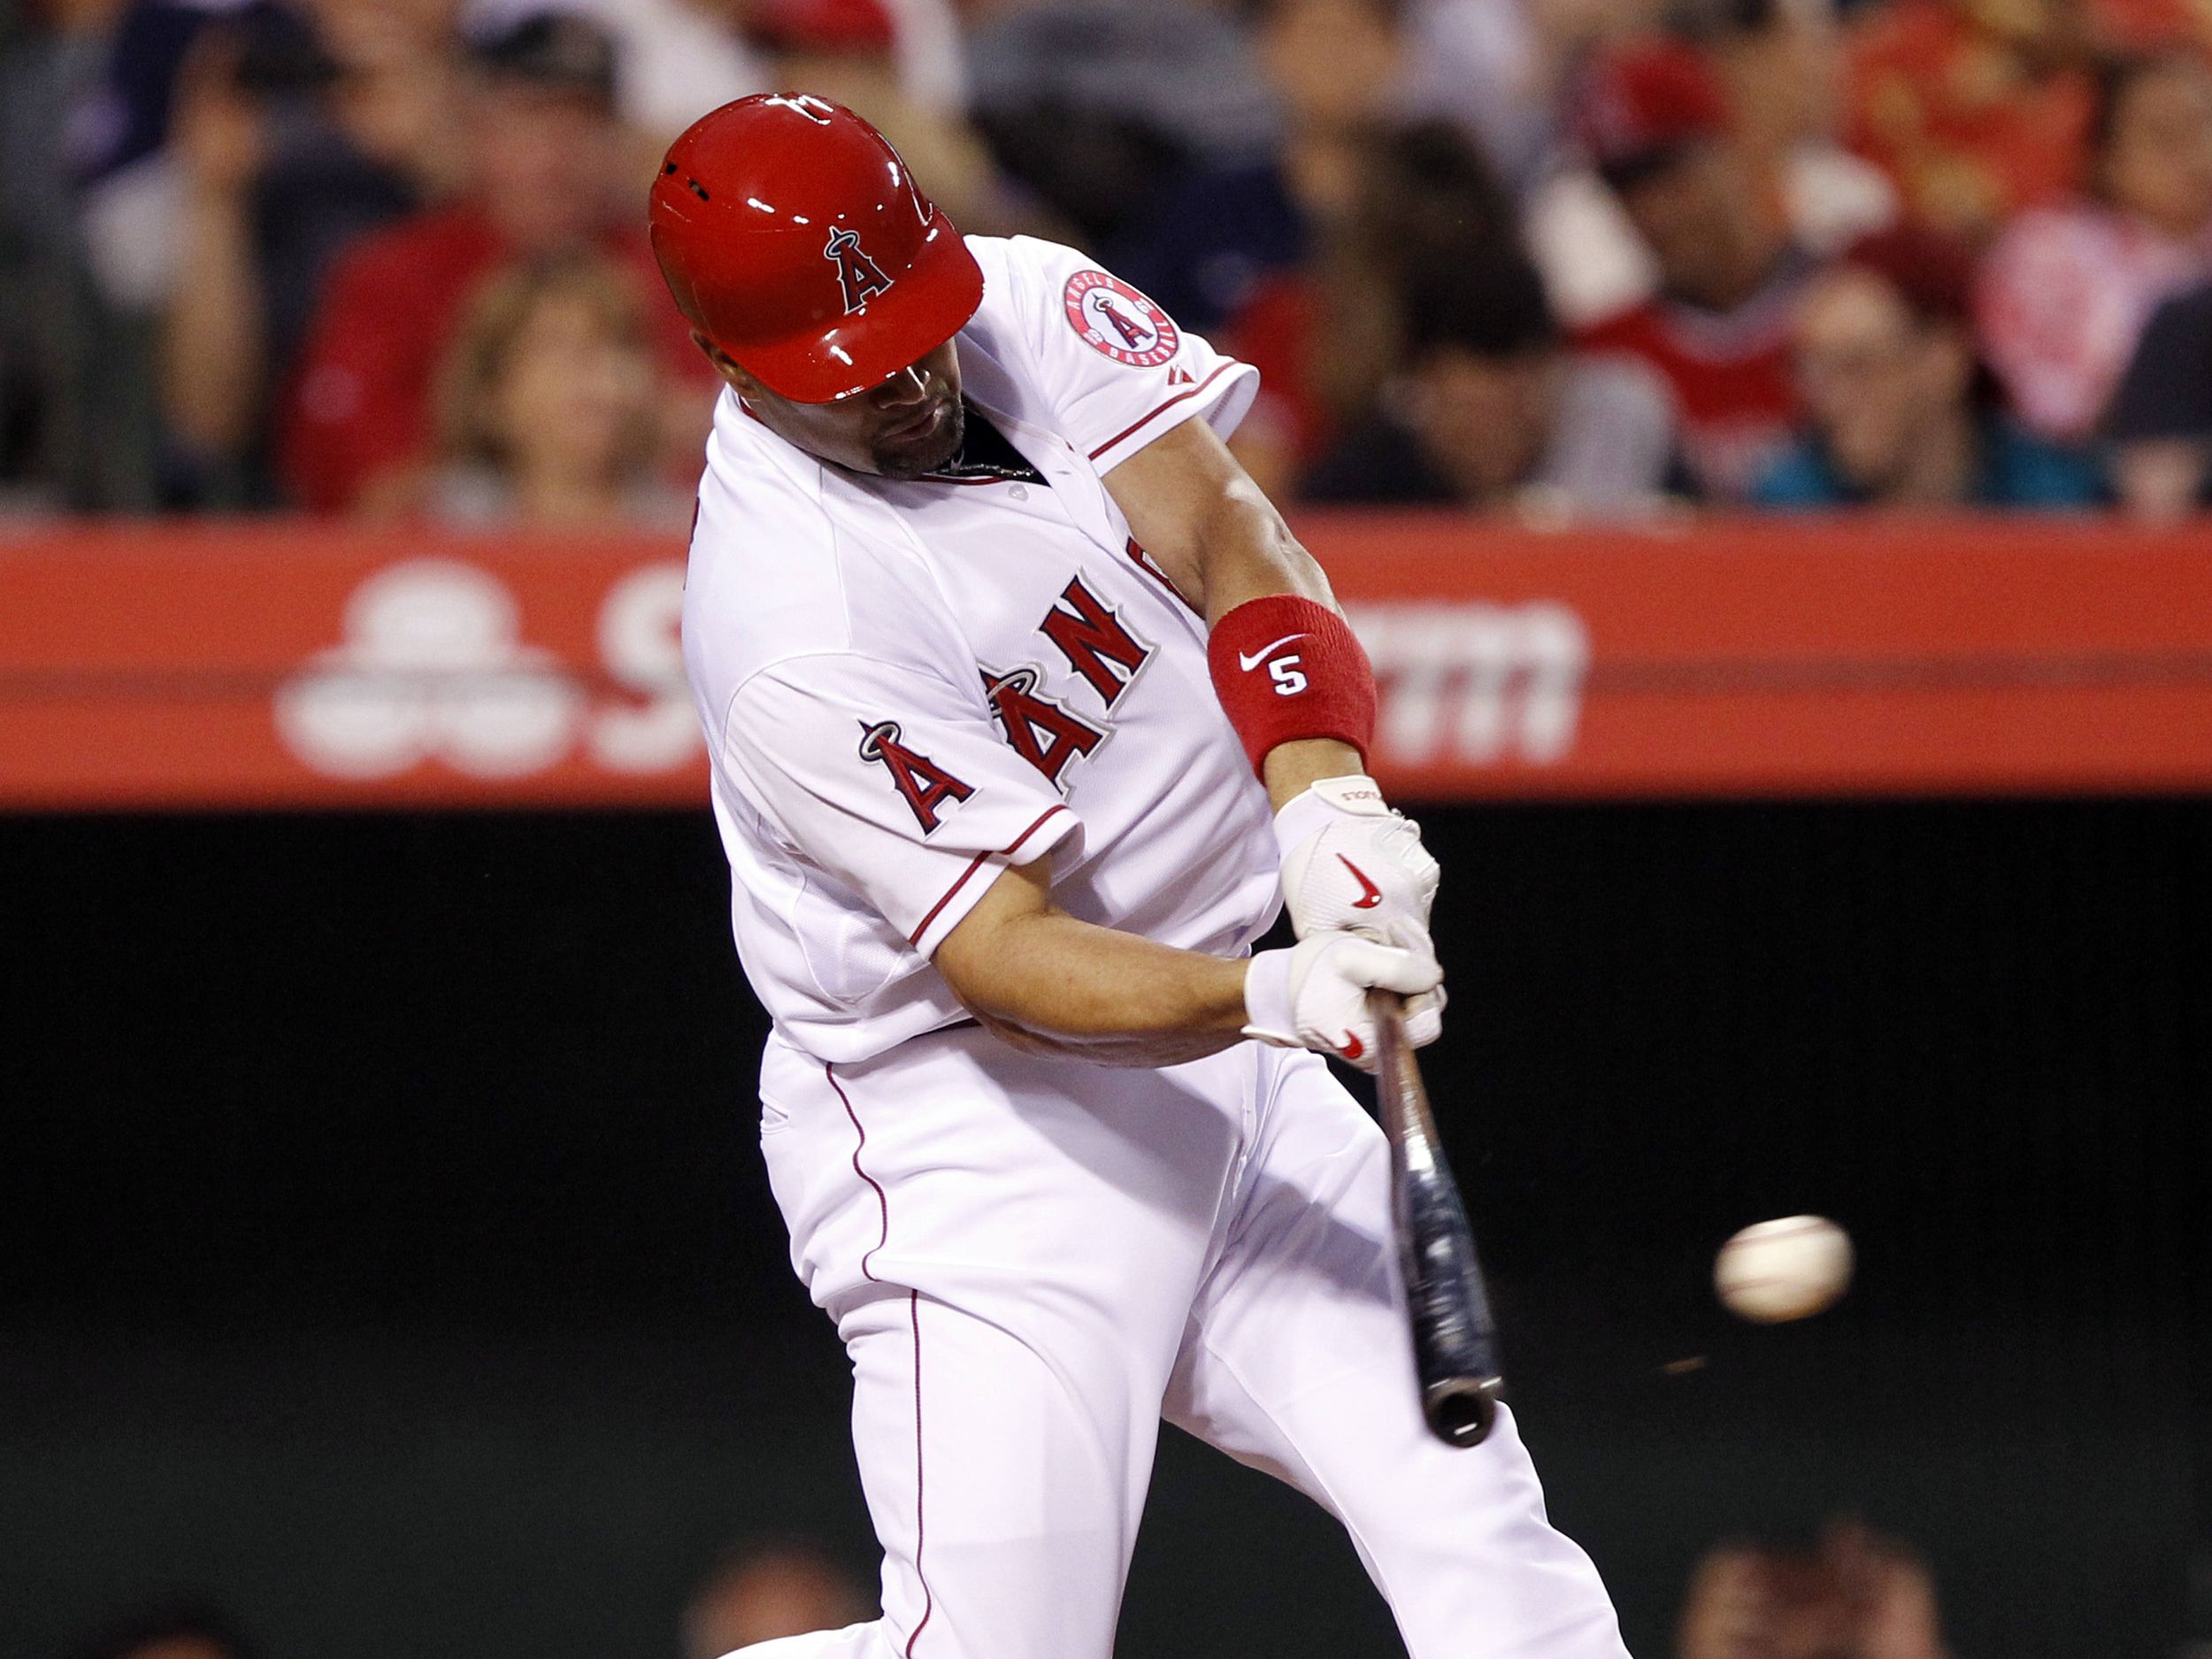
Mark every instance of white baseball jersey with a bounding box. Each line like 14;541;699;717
682;234;1630;1659
684;234;1276;1064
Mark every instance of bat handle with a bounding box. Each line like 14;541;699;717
1426;1376;1503;1447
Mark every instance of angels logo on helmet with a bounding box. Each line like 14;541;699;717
825;226;895;314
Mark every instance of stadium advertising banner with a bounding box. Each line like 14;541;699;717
2;518;2208;810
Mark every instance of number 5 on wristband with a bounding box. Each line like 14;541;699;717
1206;595;1376;775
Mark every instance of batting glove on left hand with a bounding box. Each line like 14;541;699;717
1243;933;1445;1072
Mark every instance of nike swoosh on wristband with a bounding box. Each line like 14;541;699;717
1339;1031;1365;1061
1237;633;1309;672
1338;855;1383;910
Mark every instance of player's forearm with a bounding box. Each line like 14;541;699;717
1107;419;1336;625
1110;428;1371;811
934;861;1248;1063
1151;477;1367;804
1186;472;1336;627
1163;479;1364;806
951;911;1248;1048
937;858;1445;1071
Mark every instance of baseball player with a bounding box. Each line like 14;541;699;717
651;94;1627;1659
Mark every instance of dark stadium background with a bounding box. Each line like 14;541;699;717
3;800;2206;1659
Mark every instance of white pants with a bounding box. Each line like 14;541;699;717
745;1025;1627;1659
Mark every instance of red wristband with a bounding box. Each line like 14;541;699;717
1206;595;1376;777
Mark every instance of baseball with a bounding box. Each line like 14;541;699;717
1714;1216;1854;1323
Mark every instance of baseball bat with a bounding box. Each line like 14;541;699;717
1368;989;1504;1448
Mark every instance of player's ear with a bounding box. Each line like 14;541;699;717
694;331;759;396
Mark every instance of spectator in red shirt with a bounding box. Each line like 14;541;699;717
1844;0;2099;249
1571;36;1815;502
278;11;712;513
162;3;467;507
1843;0;2212;249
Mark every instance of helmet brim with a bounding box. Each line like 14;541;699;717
728;219;985;403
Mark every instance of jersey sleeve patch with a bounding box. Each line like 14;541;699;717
1063;270;1181;368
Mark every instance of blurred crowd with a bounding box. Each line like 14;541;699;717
7;0;2212;525
1674;1522;1952;1659
63;1537;875;1659
64;1521;1953;1659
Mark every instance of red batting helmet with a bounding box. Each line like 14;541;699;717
648;94;985;403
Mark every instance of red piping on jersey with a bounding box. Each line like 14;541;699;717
826;1062;892;1283
1086;362;1241;460
907;804;1072;948
906;1288;934;1656
825;1064;937;1655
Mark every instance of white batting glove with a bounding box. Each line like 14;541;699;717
1273;774;1446;1043
1243;933;1445;1073
1273;774;1440;947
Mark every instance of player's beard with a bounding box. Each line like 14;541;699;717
869;397;964;480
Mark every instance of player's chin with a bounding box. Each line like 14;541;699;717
869;401;963;480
